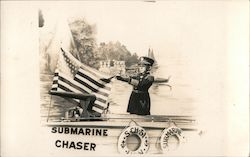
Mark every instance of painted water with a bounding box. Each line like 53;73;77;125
40;59;196;122
109;61;196;116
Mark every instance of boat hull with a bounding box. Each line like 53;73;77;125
45;114;197;155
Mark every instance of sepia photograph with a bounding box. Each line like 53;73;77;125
39;2;198;155
1;1;249;156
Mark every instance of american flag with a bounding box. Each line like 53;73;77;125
51;48;112;114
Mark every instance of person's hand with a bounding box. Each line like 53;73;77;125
116;75;123;80
100;78;110;83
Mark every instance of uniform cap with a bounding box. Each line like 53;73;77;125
138;56;154;66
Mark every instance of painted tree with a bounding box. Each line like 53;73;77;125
97;41;139;66
68;17;139;69
69;17;99;68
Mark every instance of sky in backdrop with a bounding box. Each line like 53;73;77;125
40;1;231;65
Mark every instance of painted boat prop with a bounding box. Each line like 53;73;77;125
45;91;197;155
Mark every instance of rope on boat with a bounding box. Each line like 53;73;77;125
128;119;140;126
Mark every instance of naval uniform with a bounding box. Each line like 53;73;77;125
117;56;155;115
117;72;154;115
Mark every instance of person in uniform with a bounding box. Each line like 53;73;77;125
116;56;154;115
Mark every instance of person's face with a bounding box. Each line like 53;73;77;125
138;65;147;73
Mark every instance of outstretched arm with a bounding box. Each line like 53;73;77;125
116;75;140;86
116;75;130;82
154;76;171;83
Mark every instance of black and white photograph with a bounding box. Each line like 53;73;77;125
1;1;249;156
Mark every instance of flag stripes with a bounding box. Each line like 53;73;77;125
57;72;109;101
74;77;109;97
79;61;110;81
52;74;107;110
78;68;112;88
74;74;110;94
51;48;112;114
75;71;110;90
92;106;104;114
60;48;110;80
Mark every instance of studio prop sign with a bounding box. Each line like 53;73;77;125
50;127;109;151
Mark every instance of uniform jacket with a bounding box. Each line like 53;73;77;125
118;72;154;115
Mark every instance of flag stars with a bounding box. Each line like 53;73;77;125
55;49;112;115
